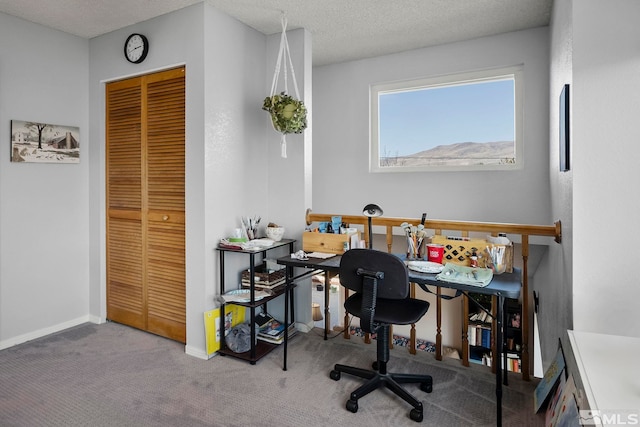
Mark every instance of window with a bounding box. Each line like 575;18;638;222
370;66;523;172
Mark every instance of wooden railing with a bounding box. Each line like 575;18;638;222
305;209;561;381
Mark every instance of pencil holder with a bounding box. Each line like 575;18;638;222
486;245;508;275
406;235;417;259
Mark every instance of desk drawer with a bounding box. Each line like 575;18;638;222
302;231;360;254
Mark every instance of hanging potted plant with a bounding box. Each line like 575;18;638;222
262;92;307;135
263;14;307;158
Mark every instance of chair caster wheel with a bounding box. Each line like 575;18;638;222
346;399;358;413
372;361;379;370
330;370;341;381
420;381;433;393
410;408;423;422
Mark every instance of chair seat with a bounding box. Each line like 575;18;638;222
345;294;429;326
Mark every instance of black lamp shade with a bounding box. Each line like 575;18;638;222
362;204;383;218
362;204;383;249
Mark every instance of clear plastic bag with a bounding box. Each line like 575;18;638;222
225;323;252;353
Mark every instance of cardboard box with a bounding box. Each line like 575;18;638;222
302;231;360;254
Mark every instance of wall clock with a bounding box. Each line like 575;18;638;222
124;33;149;64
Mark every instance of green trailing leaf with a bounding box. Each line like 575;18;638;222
262;92;307;134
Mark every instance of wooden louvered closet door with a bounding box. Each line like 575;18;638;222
106;67;186;343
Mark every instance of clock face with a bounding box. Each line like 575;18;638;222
124;33;149;64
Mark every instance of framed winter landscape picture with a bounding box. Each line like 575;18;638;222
10;120;80;163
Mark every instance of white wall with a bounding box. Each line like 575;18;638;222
542;0;574;366
0;13;90;347
572;0;640;337
313;27;550;225
313;27;551;348
88;3;272;357
264;28;315;327
89;4;205;355
0;3;313;356
13;2;629;369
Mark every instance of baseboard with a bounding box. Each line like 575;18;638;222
296;321;313;333
0;315;92;351
185;345;209;360
89;315;106;325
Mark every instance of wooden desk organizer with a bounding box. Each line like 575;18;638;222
430;235;513;273
302;231;360;254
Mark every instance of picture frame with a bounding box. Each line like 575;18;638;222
534;341;566;413
10;120;80;163
559;84;570;172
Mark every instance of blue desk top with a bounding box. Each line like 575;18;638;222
277;254;521;300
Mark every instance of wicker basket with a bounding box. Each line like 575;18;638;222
241;263;286;289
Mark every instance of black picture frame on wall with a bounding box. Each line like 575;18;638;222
559;84;570;171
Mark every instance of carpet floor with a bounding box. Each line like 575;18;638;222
0;322;544;426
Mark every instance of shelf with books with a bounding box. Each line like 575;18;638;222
504;299;522;359
504;352;522;373
467;299;522;373
468;323;492;350
466;291;493;355
216;239;296;365
465;294;523;373
466;292;493;369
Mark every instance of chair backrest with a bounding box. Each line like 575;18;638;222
339;249;409;300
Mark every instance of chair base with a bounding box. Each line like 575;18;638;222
330;362;432;423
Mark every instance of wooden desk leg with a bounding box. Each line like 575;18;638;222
462;294;470;367
409;325;416;354
436;287;442;361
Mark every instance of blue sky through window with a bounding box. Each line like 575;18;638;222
378;79;515;157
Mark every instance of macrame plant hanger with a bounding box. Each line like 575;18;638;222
269;14;303;158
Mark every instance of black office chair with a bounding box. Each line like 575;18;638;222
330;249;433;422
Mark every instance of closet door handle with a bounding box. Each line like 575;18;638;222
163;215;170;221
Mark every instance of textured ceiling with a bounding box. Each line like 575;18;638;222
0;0;552;66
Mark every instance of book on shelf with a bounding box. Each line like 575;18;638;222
468;324;477;345
254;311;275;328
469;310;491;324
257;318;296;345
468;324;491;348
481;354;521;372
508;356;521;373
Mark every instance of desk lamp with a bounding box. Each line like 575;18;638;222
362;203;383;249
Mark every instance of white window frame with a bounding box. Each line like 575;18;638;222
370;65;523;173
